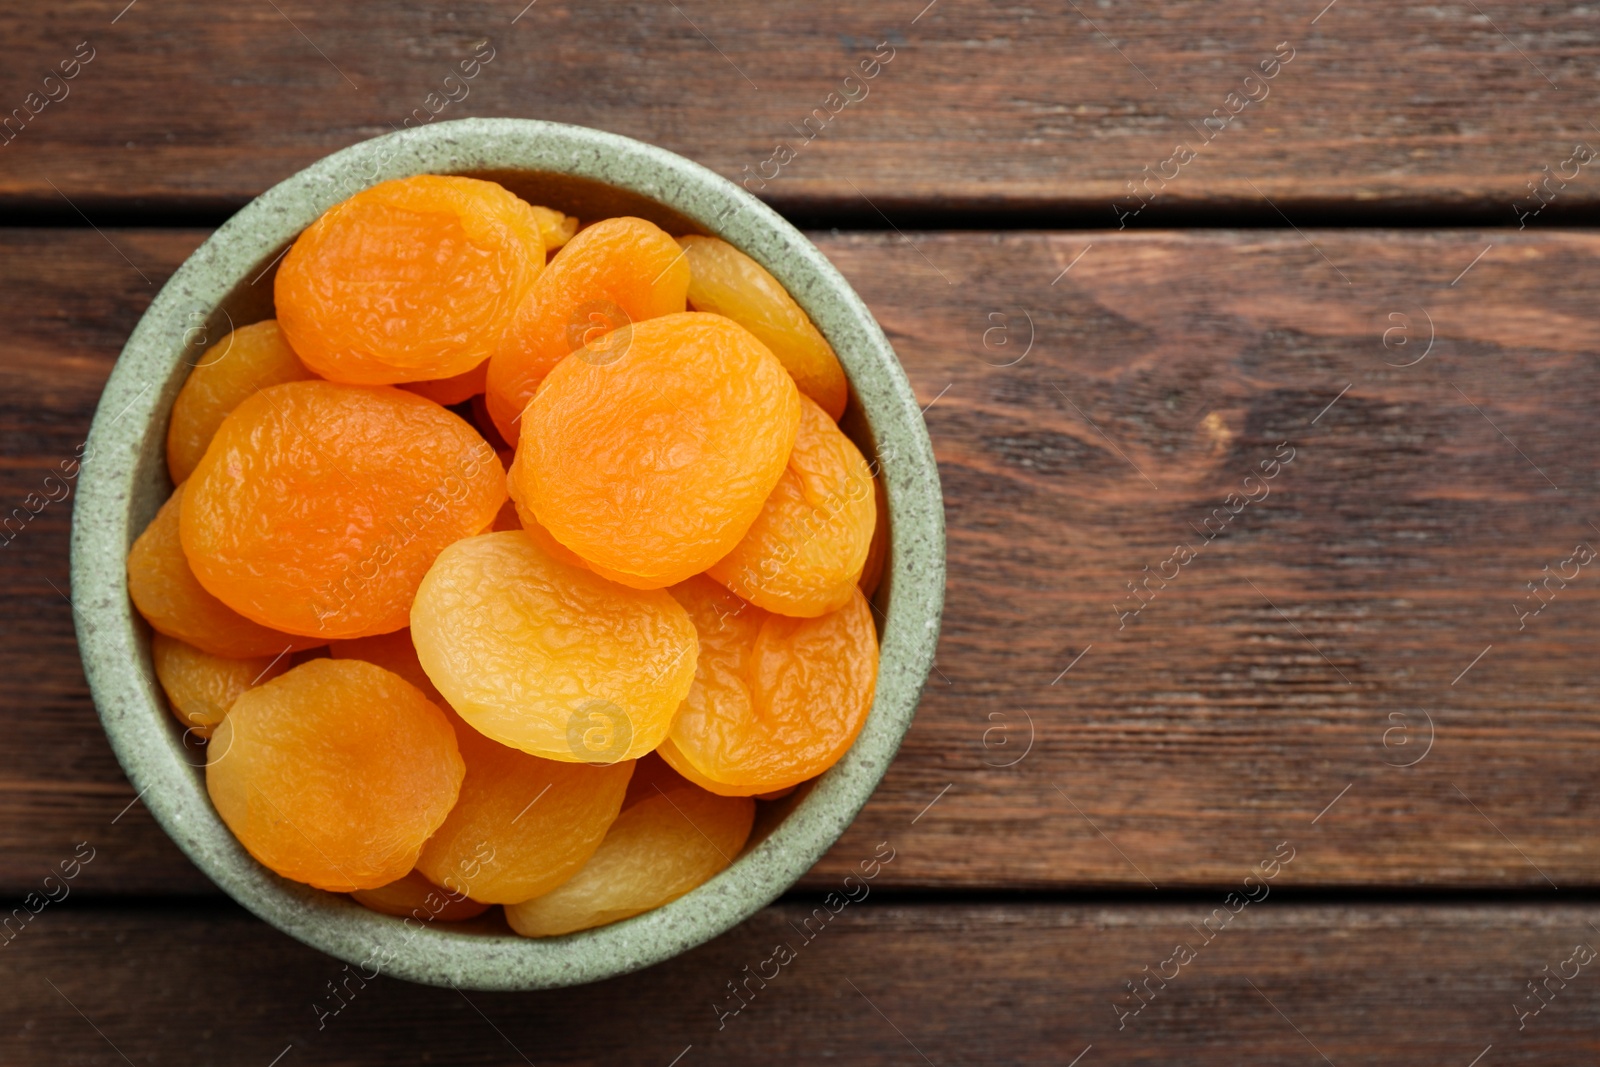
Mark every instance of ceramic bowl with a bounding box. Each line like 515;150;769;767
70;117;944;990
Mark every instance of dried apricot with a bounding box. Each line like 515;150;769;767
180;380;505;639
679;235;848;419
350;869;490;921
659;583;877;796
128;483;317;659
399;359;487;406
530;205;578;250
415;723;633;904
484;216;689;441
206;658;464;891
411;531;698;763
275;175;545;384
859;471;890;598
706;395;875;616
329;625;635;904
504;450;590;568
167;320;315;483
504;756;753;936
328;627;445;706
150;633;290;739
513;312;801;589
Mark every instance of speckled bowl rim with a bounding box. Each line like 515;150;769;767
70;117;945;991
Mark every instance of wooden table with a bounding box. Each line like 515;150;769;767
6;1;1600;1062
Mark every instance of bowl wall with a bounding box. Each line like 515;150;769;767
70;117;944;990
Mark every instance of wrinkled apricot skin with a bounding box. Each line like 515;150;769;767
206;659;464;892
167;320;315;483
350;870;490;922
400;359;488;406
416;725;634;904
150;633;289;739
660;584;878;796
530;205;579;250
504;450;590;569
484;216;689;441
128;483;319;659
275;176;545;385
411;531;699;764
707;395;876;617
858;472;889;598
328;627;445;706
181;381;505;639
504;759;754;937
515;313;801;589
678;236;848;420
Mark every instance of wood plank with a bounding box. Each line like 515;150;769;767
4;1;1600;217
4;901;1598;1063
7;228;1600;893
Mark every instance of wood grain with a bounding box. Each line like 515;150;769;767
7;229;1600;894
4;901;1598;1064
3;2;1600;220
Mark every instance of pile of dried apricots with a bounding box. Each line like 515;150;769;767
127;175;887;938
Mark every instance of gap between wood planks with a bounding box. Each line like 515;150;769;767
9;196;1600;231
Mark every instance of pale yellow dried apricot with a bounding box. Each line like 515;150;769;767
207;658;464;891
530;205;578;250
503;756;753;936
679;235;848;419
415;723;633;904
410;531;698;763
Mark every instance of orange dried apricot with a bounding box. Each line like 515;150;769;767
410;531;698;763
706;395;875;616
275;175;545;385
399;359;488;406
859;470;890;598
207;658;464;891
678;235;848;420
659;583;877;796
180;380;505;639
484;216;689;441
503;450;590;568
167;320;315;483
128;483;318;659
513;312;801;589
350;870;490;922
328;627;445;706
415;724;633;904
150;633;289;739
503;756;753;936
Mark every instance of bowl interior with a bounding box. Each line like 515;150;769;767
73;118;942;991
